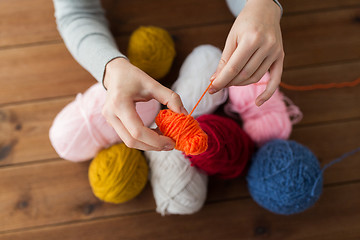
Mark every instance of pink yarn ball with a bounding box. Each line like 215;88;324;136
49;83;160;162
226;72;299;146
186;114;255;179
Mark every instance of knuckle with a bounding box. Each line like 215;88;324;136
274;48;284;59
247;31;262;45
228;64;241;75
101;107;110;118
280;50;285;59
124;138;136;149
240;68;251;80
170;91;181;101
131;128;143;140
266;36;277;47
219;58;227;66
112;95;123;105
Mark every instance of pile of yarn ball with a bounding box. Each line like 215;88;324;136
128;26;176;79
155;109;208;155
88;143;148;204
49;83;160;162
145;149;208;215
186;114;255;179
247;139;322;215
50;21;314;216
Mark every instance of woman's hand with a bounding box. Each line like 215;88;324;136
102;58;187;151
209;0;284;106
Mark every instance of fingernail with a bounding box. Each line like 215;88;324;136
210;74;216;81
256;99;265;106
180;107;188;115
208;87;216;94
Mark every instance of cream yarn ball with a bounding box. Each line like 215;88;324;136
145;149;208;215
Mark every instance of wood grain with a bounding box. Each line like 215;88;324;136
292;119;360;185
1;182;359;240
282;0;360;13
0;43;95;105
0;118;359;232
282;60;360;125
0;98;73;166
0;0;59;48
1;8;359;105
2;0;359;48
0;160;154;232
1;93;359;167
0;0;359;238
281;8;360;68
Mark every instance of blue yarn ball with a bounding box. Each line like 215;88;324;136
246;139;322;215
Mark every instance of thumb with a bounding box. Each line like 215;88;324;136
150;81;188;115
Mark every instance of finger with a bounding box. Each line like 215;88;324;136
149;81;188;115
256;58;283;106
116;100;176;150
105;113;157;151
210;41;259;94
234;46;269;83
227;56;274;87
211;33;237;81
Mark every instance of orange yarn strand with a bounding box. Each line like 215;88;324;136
279;77;360;91
189;82;213;116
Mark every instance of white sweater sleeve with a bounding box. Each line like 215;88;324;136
53;0;126;83
226;0;283;17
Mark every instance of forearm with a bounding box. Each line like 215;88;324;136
53;0;126;83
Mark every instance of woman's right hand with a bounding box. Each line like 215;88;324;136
102;58;187;151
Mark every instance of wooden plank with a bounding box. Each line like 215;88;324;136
0;43;95;105
0;119;359;232
281;8;360;68
106;0;233;36
1;8;359;105
282;60;360;125
1;0;359;48
1;182;359;240
0;98;72;166
1;86;359;166
282;0;360;13
0;0;59;48
0;160;155;232
0;159;247;232
291;119;360;185
0;0;231;48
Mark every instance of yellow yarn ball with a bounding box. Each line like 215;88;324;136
88;143;148;204
128;26;176;79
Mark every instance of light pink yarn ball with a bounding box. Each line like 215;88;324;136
227;72;300;146
49;83;160;162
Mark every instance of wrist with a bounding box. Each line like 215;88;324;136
246;0;281;20
104;57;129;89
272;0;283;16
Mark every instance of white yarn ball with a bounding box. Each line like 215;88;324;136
172;45;228;118
225;0;246;17
144;149;208;215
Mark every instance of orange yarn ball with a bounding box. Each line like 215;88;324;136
155;109;208;155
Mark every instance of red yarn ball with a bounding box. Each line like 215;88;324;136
186;114;255;179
